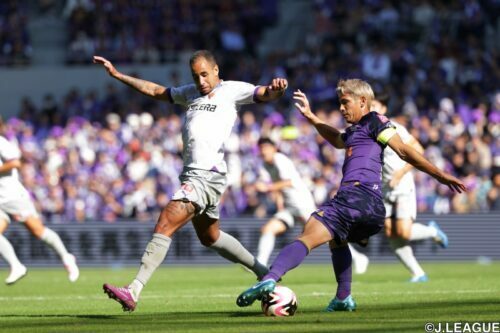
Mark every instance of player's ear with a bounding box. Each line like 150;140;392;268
214;65;219;76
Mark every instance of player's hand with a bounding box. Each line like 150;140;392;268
268;78;288;94
93;56;118;77
294;90;314;120
438;173;467;193
255;182;269;193
389;169;404;188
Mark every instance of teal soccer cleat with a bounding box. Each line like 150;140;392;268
324;295;357;312
428;220;449;248
409;274;429;283
236;279;276;307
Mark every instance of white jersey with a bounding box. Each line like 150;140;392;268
260;152;316;211
0;136;27;204
382;120;415;193
169;80;257;173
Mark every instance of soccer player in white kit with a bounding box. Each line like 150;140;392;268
254;137;316;266
94;50;288;311
372;94;449;282
0;129;79;285
256;137;369;273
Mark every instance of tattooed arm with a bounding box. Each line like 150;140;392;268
93;56;170;101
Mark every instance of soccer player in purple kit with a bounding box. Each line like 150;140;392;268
236;79;466;312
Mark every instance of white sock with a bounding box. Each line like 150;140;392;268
0;234;23;268
389;239;425;277
257;233;276;267
210;231;268;279
40;228;70;260
129;279;144;302
410;223;438;241
348;243;363;262
133;233;171;299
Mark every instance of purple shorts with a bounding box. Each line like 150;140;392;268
312;182;385;245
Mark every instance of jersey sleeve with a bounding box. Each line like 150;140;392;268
0;137;21;161
227;81;258;105
393;121;412;144
167;84;196;106
367;112;397;145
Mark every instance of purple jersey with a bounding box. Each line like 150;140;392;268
340;111;396;185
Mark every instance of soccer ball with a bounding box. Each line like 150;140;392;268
261;285;298;317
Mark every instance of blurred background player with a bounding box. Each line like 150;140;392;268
94;50;288;312
256;137;369;273
236;80;466;312
0;120;79;284
372;94;449;282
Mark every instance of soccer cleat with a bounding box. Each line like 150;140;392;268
236;279;276;307
103;284;137;312
5;265;27;285
324;295;357;312
409;274;429;283
428;220;448;248
63;254;80;282
353;253;369;275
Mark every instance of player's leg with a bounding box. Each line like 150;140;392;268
104;200;195;311
325;240;356;312
192;214;268;279
257;216;288;266
236;216;331;307
347;243;369;275
387;192;427;281
389;217;427;281
0;215;27;284
410;221;448;248
23;215;80;282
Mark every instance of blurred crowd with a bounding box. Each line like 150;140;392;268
64;0;277;64
2;83;499;223
0;0;31;66
0;0;499;222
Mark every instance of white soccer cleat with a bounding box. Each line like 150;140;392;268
63;254;80;282
5;264;27;285
353;253;369;275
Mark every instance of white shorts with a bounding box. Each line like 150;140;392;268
0;190;38;223
172;168;227;219
273;202;315;228
383;187;417;221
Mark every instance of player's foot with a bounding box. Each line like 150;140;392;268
103;283;137;312
353;253;369;275
63;254;80;282
236;279;276;307
428;220;448;248
324;295;357;312
5;265;27;285
409;274;429;283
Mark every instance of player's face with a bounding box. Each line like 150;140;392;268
338;93;365;124
371;99;387;115
259;143;276;163
191;58;220;95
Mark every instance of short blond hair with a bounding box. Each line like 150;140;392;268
336;79;374;106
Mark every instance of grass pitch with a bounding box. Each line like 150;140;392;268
0;263;499;333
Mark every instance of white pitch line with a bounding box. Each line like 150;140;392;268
0;289;497;302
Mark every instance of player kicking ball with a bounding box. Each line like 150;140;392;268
0;126;79;284
236;79;466;312
94;50;287;312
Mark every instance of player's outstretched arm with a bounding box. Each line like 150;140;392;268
255;78;288;102
387;134;466;193
0;159;21;173
93;56;170;101
294;90;345;149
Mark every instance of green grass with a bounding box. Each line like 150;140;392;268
0;263;499;333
